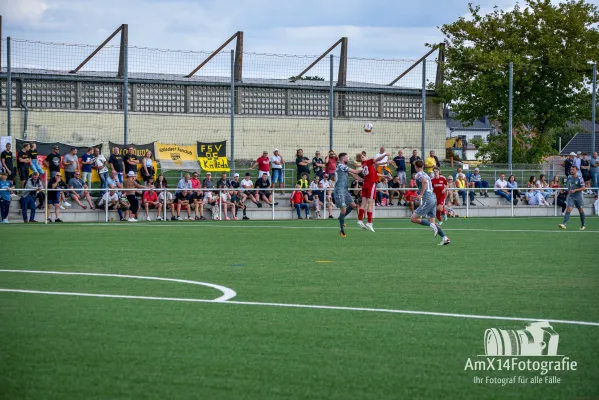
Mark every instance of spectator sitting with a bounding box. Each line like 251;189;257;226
218;182;237;220
507;175;523;202
350;177;362;205
231;181;249;220
190;188;206;221
291;184;310;219
526;188;549;206
389;175;401;206
142;185;159;221
107;170;123;191
47;173;65;223
304;189;317;217
0;171;15;223
456;173;475;206
22;172;43;223
376;177;391;206
202;172;214;189
494;173;516;205
177;173;193;194
321;173;334;218
446;176;460;206
255;174;277;207
190;172;201;191
157;182;174;221
174;189;192;220
241;172;261;207
403;176;419;212
98;189;124;221
550;175;560;190
593;194;598;215
28;142;44;175
537;174;552;200
68;171;95;210
527;175;537;189
216;173;231;189
555;188;568;215
469;168;489;197
203;190;219;220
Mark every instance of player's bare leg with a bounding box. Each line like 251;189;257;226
365;197;375;232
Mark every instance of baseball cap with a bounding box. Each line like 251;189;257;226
274;149;279;152
127;171;136;177
570;152;576;156
234;173;239;177
474;168;480;172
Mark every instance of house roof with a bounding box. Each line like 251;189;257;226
560;133;599;155
445;110;493;130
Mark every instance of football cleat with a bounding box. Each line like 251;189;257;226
340;231;346;238
366;223;375;232
357;220;366;229
438;237;451;246
558;224;566;230
580;226;585;231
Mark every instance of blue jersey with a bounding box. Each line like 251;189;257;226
0;180;13;201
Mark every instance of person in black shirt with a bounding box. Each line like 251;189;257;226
409;149;421;176
108;146;125;183
123;146;139;175
44;145;62;178
255;174;277;206
28;142;44;175
17;143;32;187
312;151;324;178
389;175;402;206
216;173;231;188
295;149;310;180
174;190;192;220
1;143;15;183
562;153;575;179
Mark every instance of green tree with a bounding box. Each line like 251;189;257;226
436;0;599;163
472;131;533;163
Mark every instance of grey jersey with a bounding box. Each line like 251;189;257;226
415;170;435;199
334;163;350;192
566;174;584;198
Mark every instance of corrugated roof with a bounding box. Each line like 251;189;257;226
560;133;599;155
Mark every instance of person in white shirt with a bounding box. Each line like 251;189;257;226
494;173;516;204
240;172;261;207
593;194;598;215
573;152;582;169
157;190;174;221
526;189;549;206
270;149;285;192
375;146;392;178
93;147;109;193
97;190;124;221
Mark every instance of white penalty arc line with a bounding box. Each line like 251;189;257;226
0;270;237;302
1;288;598;327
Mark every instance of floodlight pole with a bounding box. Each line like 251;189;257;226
592;63;596;154
508;62;513;175
421;59;426;157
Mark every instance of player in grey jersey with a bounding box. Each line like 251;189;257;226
334;152;362;237
411;159;451;245
559;166;586;230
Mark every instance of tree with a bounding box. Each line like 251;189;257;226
472;131;533;163
436;0;599;163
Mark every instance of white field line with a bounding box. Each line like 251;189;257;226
1;288;598;327
0;270;236;302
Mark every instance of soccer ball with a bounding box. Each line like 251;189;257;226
363;123;373;133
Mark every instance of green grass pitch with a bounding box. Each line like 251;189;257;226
1;217;598;399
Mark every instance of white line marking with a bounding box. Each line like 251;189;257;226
0;270;236;302
1;288;598;327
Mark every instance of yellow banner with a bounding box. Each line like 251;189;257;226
155;142;198;165
197;141;230;172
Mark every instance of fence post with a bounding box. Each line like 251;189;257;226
329;54;334;151
592;63;596;155
6;37;11;138
510;188;514;217
123;41;129;145
508;62;513;175
421;59;426;157
231;50;235;174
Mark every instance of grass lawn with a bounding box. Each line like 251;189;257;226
1;217;598;399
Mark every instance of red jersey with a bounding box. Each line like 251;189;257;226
143;191;158;203
431;176;447;198
256;156;270;172
361;159;379;184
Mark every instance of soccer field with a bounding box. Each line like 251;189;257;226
1;217;598;399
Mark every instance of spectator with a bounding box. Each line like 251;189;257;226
109;146;125;183
456;173;475;206
107;170;123;191
255;174;277;206
0;171;15;223
550;175;561;190
68;171;96;210
241;172;261;207
424;150;440;174
573;151;582;169
290;184;310;219
350;177;362;205
174;189;192;220
191;188;206;220
389;175;401;206
230;174;249;220
403;175;419;213
494;173;516;204
390;150;407;202
580;152;592;194
22;172;43;223
124;146;140;176
177;173;193;194
27;143;43;176
591;151;599;194
123;171;146;222
295;149;310;180
142;185;159;221
527;175;537;189
375;147;393;178
17;143;32;187
312;151;325;179
63;147;79;183
376;177;390;206
1;143;15;184
141;150;155;183
251;151;271;178
44;145;62;179
526;188;549;206
217;182;237;220
297;172;310;190
217;172;231;188
202;172;214;189
190;171;201;190
446;176;460;206
203;190;219;220
80;147;94;189
47;173;65;223
507;175;523;202
304;189;317;216
561;152;575;179
469;168;489;197
93;147;109;193
324;150;338;178
537;174;552;200
97;189;124;221
156;178;174;221
321;173;334;217
409;150;421;176
594;194;598;215
270;149;285;192
555;188;568;215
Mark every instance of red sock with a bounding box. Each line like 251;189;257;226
367;212;373;223
436;210;442;221
358;208;365;220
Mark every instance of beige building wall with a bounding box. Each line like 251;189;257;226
0;109;445;161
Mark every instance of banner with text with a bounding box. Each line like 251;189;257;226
155;142;200;171
196;141;230;172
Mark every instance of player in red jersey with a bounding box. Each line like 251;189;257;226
356;152;389;232
431;166;448;224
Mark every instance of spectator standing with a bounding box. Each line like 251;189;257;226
409;150;421;176
22;172;43;223
562;152;575;178
142;185;160;221
80;147;94;189
390;150;407;192
123;171;146;222
573;152;582;169
17;143;32;187
47;173;65;223
123;146;140;176
469;168;489;197
1;143;15;183
291;184;310;219
324;150;338;178
63;147;79;183
590;151;599;193
202;172;214;189
93;147;109;193
424;150;440;174
28;143;44;175
251;151;271;178
68;171;96;210
141;151;155;183
494;173;516;204
374;147;393;179
0;172;14;223
270;149;285;192
295;149;310;180
580;153;592;194
312;151;325;179
109;146;125;183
